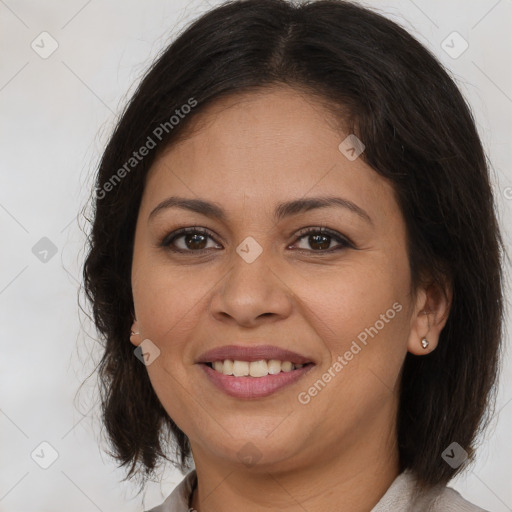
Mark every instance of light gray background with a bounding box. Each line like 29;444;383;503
1;0;511;510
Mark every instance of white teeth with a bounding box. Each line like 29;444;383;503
233;360;249;377
281;361;293;372
222;359;234;375
267;359;282;375
249;360;268;377
209;359;306;377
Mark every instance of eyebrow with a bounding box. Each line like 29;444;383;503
148;195;373;225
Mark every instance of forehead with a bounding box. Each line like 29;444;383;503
157;85;348;163
141;86;397;227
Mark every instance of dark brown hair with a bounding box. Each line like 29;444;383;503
82;0;505;493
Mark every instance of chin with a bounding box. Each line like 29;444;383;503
196;429;307;472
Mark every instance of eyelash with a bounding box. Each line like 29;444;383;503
160;226;354;255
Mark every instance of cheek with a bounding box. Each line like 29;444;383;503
131;261;204;427
323;263;412;407
295;264;409;414
132;256;210;338
297;259;408;351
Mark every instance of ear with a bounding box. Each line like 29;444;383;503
407;279;452;355
130;319;141;347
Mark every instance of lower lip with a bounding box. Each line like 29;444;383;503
199;363;315;399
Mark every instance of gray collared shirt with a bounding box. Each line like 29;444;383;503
146;469;490;512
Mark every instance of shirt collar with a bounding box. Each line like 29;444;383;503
151;468;434;512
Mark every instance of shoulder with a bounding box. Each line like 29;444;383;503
371;470;491;512
431;485;490;512
144;469;197;512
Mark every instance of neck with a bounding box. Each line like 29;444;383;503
190;412;400;512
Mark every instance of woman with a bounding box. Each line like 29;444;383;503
82;1;505;510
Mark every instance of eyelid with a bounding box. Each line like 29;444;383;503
292;225;354;248
161;226;221;248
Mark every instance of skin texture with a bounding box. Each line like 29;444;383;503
130;85;451;512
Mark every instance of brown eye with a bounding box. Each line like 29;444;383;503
309;233;331;250
162;228;221;252
182;232;208;250
161;226;353;255
292;227;353;252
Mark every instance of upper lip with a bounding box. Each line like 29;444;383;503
196;345;314;365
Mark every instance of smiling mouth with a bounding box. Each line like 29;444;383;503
204;359;314;377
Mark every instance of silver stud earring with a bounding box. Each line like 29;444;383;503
421;310;431;349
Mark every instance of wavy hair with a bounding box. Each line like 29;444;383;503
82;0;505;492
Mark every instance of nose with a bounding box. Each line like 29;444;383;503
209;245;293;328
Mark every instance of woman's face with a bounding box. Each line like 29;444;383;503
130;86;430;474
